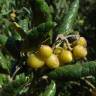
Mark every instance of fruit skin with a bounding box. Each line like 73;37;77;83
27;54;44;69
45;54;59;69
73;45;87;59
77;37;87;46
39;45;53;58
59;49;73;64
53;47;63;55
72;37;87;47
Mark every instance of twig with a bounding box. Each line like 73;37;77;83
81;77;96;89
11;66;21;80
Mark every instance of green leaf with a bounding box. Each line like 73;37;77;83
53;0;68;22
48;61;96;80
0;35;8;46
56;0;79;35
0;74;9;86
0;51;11;72
28;21;55;40
0;73;28;96
35;0;52;21
19;18;29;33
0;0;15;15
39;80;56;96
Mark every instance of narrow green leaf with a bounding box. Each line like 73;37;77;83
0;35;8;46
39;80;56;96
35;0;52;21
0;74;9;86
48;61;96;80
0;51;11;72
57;0;79;35
19;18;29;33
28;21;55;40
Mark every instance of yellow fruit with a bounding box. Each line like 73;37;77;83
77;37;87;46
59;49;73;64
10;12;16;17
72;37;87;47
73;45;87;59
53;47;63;55
39;45;53;58
10;12;16;20
45;54;59;69
27;54;44;69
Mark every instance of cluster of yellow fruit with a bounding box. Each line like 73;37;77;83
27;45;59;69
27;37;87;69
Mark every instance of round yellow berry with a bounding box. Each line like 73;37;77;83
27;54;44;69
72;37;87;47
73;45;87;59
45;54;59;69
77;37;87;46
59;49;73;64
39;45;53;58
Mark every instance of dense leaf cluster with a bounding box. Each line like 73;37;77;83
0;0;96;96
